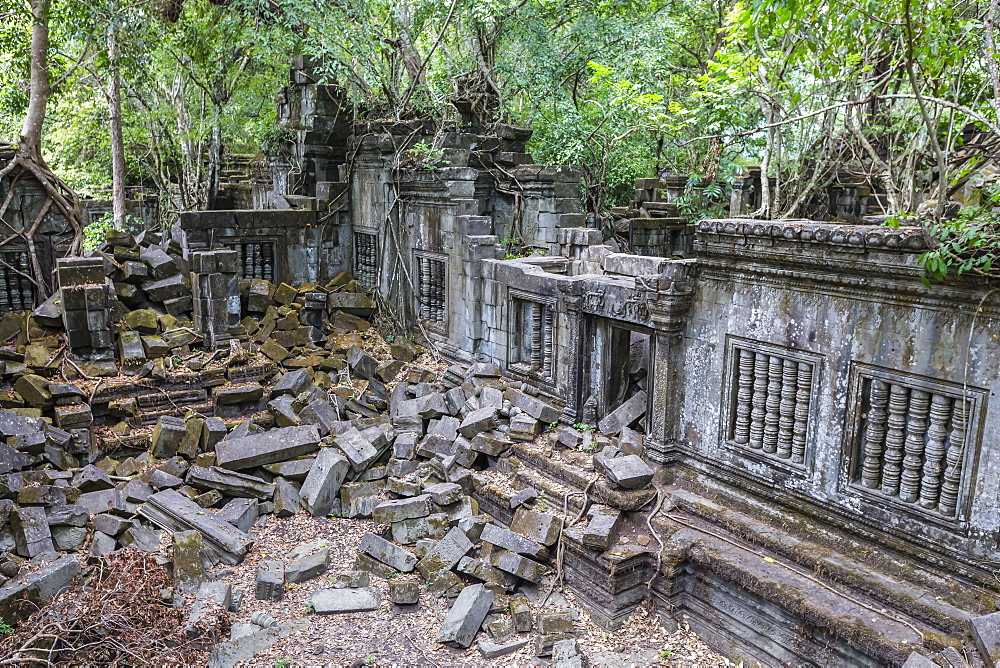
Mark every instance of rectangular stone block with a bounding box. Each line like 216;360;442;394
215;425;321;470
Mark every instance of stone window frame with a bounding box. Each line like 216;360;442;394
506;288;557;386
719;336;823;475
219;236;282;283
414;250;448;331
0;249;35;311
841;363;987;526
353;230;378;289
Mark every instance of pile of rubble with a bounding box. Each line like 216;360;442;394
0;229;660;664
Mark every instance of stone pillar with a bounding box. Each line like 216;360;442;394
191;250;240;350
643;260;697;464
57;257;113;361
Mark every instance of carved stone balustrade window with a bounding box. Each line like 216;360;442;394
508;292;555;382
416;253;446;327
722;338;821;469
354;232;378;289
846;365;985;520
0;251;34;311
228;241;275;281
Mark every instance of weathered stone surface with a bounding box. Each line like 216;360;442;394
481;523;548;560
391;513;450;545
901;653;939;668
510;594;533;632
0;554;79;621
187;466;275;499
333;428;379;472
538;612;575;635
495;551;547;583
594;453;653;489
310;587;380;614
256;561;284;601
215;383;265;406
91;513;131;537
140;489;253;565
388;579;420;605
510;487;538;509
299;399;339;436
436;583;494;648
216;498;259;533
333;571;370;589
299;448;349;517
459;407;499;438
272;369;312;397
417;527;474;580
582;505;621;551
505;389;560;423
372;495;432;525
152;416;187;458
511;506;563;547
596;391;647;435
359;532;417;573
469;432;511;456
201;417;228;450
215;425;320;470
11;506;54;557
423;482;463;505
173;530;205;593
285;548;329;583
273;478;301;517
51;526;86;551
185;581;232;638
970;612;1000;668
479;638;532;659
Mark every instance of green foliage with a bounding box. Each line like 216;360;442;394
0;619;13;634
275;658;292;668
406;141;449;170
919;204;1000;284
82;212;143;251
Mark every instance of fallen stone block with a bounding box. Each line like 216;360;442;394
594;453;654;489
417;527;474;580
510;594;533;632
388;580;420;605
140;489;253;565
423;482;463;506
495;551;547;583
187;466;275;499
970;611;1000;668
333;571;370;589
510;487;538;509
391;513;450;545
11;505;54;558
272;368;312;397
216;498;259;533
300;448;350;517
479;637;532;659
215;425;321;470
582;505;621;551
596;391;647;435
214;383;265;406
299;399;339;436
459;407;499;438
285;547;329;583
511;506;563;547
360;532;417;573
201;417;228;450
0;554;79;621
470;432;512;456
436;583;494;648
539;612;575;635
505;389;560;423
173;530;205;594
273;478;301;517
310;587;380;614
185;581;231;640
373;494;432;525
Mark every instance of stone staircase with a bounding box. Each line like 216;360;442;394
472;440;991;667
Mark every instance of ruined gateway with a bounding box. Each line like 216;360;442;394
0;59;997;666
177;62;1000;666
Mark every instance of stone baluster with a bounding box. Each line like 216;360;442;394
733;349;754;445
433;260;446;322
900;389;930;503
762;356;783;454
880;384;909;497
860;379;889;488
530;302;542;369
939;398;968;517
791;362;812;464
749;354;769;449
919;394;952;509
543;306;554;374
777;359;798;458
419;258;431;321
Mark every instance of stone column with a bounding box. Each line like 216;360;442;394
643;260;697;464
191;250;240;350
57;257;114;364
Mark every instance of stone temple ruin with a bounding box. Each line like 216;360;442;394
0;57;998;667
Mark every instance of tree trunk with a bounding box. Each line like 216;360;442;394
107;7;127;229
20;0;51;163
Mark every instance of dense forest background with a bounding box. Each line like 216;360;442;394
1;0;999;279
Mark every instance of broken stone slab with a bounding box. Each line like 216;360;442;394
510;594;533;632
359;532;417;573
582;505;621;551
334;570;371;589
511;506;563;547
388;579;420;605
459;407;499;439
470;432;512;457
332;428;379;472
140;489;253;565
216;498;259;533
0;554;80;621
340;481;385;519
417;526;474;580
285;547;329;584
372;494;432;525
273;478;301;517
310;587;380;614
173;530;206;594
52;526;87;551
596;391;647;435
456;556;520;590
594;453;654;489
969;611;1000;668
187;466;275;500
215;425;321;470
495;551;547;583
479;638;532;659
272;369;312;397
70;465;114;493
151;416;187;458
436;583;494;648
299;448;349;517
510;487;538;509
299;399;339;436
538;612;575;634
256;561;284;601
11;506;55;558
423;482;463;506
262;459;314;481
505;389;560;423
901;653;939;668
186;581;232;640
391;513;450;545
481;523;548;560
